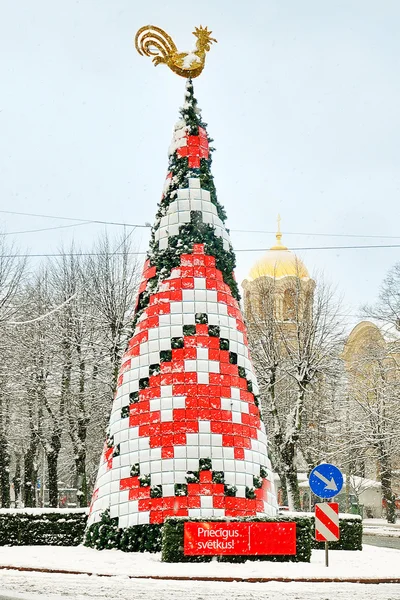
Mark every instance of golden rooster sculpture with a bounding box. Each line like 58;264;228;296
134;25;217;78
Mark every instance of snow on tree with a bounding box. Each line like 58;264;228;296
246;269;344;510
0;237;26;508
4;234;139;508
342;324;400;523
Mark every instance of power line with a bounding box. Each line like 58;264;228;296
0;209;150;229
2;243;400;259
232;229;400;240
5;252;148;258
3;222;90;236
240;244;400;251
1;208;400;240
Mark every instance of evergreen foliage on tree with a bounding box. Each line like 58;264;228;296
133;80;238;331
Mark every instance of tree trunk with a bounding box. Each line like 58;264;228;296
278;469;288;506
380;454;396;524
75;453;88;508
0;433;10;507
24;391;41;508
47;435;61;508
281;439;301;511
285;465;301;511
278;385;306;513
47;335;70;509
13;455;22;506
76;349;88;507
24;441;38;507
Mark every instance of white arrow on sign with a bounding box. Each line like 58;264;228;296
314;470;338;491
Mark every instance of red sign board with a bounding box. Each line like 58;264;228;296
184;521;296;556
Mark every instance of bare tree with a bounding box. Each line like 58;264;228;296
344;343;400;523
0;237;26;507
298;372;341;473
86;231;140;404
2;231;140;508
364;262;400;334
358;261;400;522
16;268;61;506
246;270;344;510
47;249;85;506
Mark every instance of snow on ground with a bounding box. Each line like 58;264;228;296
363;518;400;538
363;519;400;528
364;528;400;538
0;544;399;581
1;571;400;600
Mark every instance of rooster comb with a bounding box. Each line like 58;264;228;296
193;25;213;36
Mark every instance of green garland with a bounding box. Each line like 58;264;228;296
151;219;239;299
132;80;239;329
84;509;162;553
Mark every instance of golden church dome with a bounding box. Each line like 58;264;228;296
248;218;309;281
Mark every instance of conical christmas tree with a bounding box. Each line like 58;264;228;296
86;81;277;540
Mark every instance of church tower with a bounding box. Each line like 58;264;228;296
242;219;314;325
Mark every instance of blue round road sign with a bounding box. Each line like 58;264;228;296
309;463;343;499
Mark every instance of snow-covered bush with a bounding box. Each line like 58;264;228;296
0;508;87;546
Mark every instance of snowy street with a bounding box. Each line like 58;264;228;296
1;571;400;600
363;518;400;550
1;544;400;581
1;544;400;599
364;536;400;550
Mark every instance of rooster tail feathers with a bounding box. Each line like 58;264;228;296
135;25;177;60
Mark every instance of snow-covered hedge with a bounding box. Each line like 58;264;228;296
0;508;361;554
0;508;88;546
161;516;313;563
282;511;363;551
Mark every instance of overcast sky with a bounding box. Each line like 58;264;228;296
1;0;399;328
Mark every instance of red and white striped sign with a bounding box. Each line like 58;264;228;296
315;502;340;542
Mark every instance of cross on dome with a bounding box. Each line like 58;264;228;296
247;215;309;281
270;214;288;251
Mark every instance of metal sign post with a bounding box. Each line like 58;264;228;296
315;502;340;566
309;463;343;568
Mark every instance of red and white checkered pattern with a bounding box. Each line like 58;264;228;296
88;124;278;529
154;178;230;252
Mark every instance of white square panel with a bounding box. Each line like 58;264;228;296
200;496;212;508
162;484;174;497
161;386;173;397
138;512;150;524
162;471;174;484
150;460;161;473
198;421;211;433
174;446;187;458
